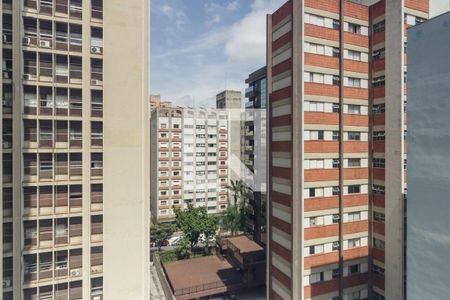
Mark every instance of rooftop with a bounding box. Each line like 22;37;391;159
226;235;264;254
164;255;243;299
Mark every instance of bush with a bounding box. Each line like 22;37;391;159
158;250;177;264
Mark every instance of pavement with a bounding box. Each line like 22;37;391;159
150;262;166;300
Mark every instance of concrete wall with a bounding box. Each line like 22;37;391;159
103;0;150;299
407;12;450;300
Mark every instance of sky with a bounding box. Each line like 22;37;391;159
150;0;450;107
150;0;285;107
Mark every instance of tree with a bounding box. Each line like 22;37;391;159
150;223;175;251
175;238;191;260
224;179;253;235
221;206;241;236
174;204;218;251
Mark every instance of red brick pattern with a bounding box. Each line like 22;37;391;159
405;0;429;12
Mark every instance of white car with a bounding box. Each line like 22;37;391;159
168;236;182;246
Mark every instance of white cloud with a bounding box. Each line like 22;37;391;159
207;14;222;25
224;0;285;63
227;1;240;11
158;3;187;30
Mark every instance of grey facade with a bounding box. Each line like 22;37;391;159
407;12;450;300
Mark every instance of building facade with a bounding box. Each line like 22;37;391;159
243;67;267;245
266;0;429;299
1;0;149;299
150;107;230;223
406;12;450;300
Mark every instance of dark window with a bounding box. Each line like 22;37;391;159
348;185;360;194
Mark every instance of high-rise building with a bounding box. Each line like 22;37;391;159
150;94;161;111
150;107;230;223
266;1;429;299
0;1;149;299
149;95;172;113
243;67;267;245
407;12;450;300
216;90;241;182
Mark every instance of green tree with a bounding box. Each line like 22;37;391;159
150;223;175;251
221;206;241;236
174;204;217;251
174;238;191;260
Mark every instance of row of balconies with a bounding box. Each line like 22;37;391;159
0;152;103;184
20;0;103;21
22;248;102;285
23;280;85;300
22;217;102;251
1;84;103;118
20;52;102;86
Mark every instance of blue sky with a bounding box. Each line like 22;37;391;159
151;0;285;107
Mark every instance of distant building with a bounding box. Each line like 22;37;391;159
243;67;267;245
216;91;241;182
150;107;230;223
150;94;172;112
216;90;241;109
407;12;450;300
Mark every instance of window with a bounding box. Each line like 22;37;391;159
373;238;385;250
332;47;340;57
332;187;340;196
373;131;385;141
373;76;385;87
373;158;385;168
348;104;360;114
373;103;385;114
348;158;361;168
347;291;361;300
348;264;360;275
347;77;361;88
332;241;340;251
347;50;361;61
332;103;340;113
348;132;361;141
347;23;361;34
347;238;361;249
374;211;385;223
373;20;385;33
309;188;315;198
332;19;340;30
332;269;340;279
332;159;340;168
373;48;385;60
348;212;361;221
332;75;340;85
348;185;360;194
332;131;340;140
371;185;385;196
373;264;385;276
332;214;340;223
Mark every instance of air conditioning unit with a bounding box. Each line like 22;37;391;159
3;141;11;148
91;46;102;54
39;40;51;48
23;74;35;81
91;79;100;86
23;37;32;45
70;269;81;277
2;34;7;43
2;279;11;288
93;296;101;300
3;71;9;79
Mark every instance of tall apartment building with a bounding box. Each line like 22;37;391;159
407;12;450;300
150;107;230;223
216;90;241;183
149;94;172;112
1;1;149;299
243;67;267;245
266;1;429;299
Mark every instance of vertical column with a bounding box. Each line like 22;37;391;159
82;0;92;299
385;0;405;299
11;1;23;298
103;0;150;299
291;0;304;298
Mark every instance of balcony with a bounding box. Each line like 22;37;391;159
91;216;103;242
245;86;257;98
91;154;103;178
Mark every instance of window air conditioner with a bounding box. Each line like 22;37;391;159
3;279;11;288
23;37;32;45
91;46;102;54
3;71;9;79
91;79;100;86
70;269;81;277
39;40;51;48
2;34;7;43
